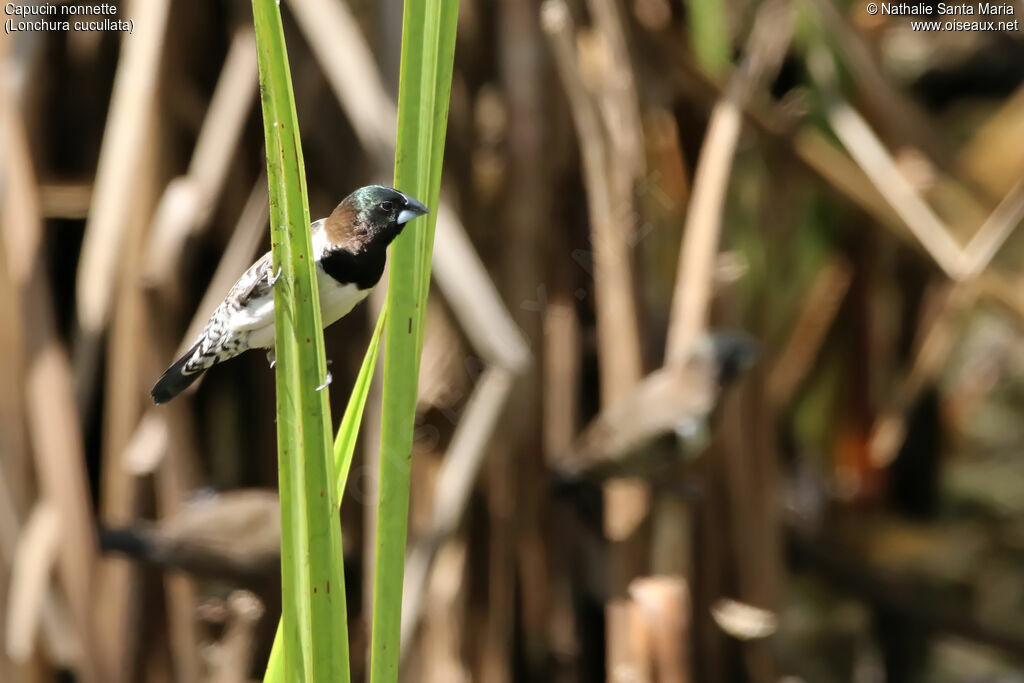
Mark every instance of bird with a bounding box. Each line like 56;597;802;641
98;489;283;582
552;332;759;481
151;185;428;404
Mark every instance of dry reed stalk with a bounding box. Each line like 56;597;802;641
663;98;743;364
24;345;100;681
155;413;201;683
419;541;471;683
124;180;267;476
416;301;469;412
767;256;854;409
657;9;791;681
0;460;21;568
0;145;27;683
400;366;516;655
543;294;581;458
93;90;163;682
794;91;998;270
0;494;82;671
38;182;93;219
6;591;79;679
1;83;102;683
481;494;515;683
427;367;517;539
869;283;968;468
584;0;645;179
0;180;30;529
179;180;269;355
118;180;269;681
5;502;60;664
378;209;531;669
143;28;258;290
860;214;1023;472
792;128;908;235
809;0;946;163
929;175;993;247
203;591;266;683
543;7;649;614
650;496;692;576
542;2;653;679
767;62;1024;470
665;0;793;365
662;41;917;246
122;411;170;477
825;99;964;275
809;47;1024;284
628;577;691;683
75;0;171;336
287;0;397;161
432;210;532;371
821;83;1024;468
541;1;643;407
495;0;556;671
806;46;969;280
717;383;782;683
831;115;1024;465
957;179;1024;279
650;37;932;246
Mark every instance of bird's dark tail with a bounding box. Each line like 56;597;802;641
151;342;205;404
98;525;157;562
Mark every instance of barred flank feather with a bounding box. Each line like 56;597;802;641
151;342;206;404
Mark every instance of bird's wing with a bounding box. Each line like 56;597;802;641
556;363;717;477
233;251;274;304
223;251;276;332
214;219;327;335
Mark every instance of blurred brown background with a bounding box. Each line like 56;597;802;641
2;0;1024;681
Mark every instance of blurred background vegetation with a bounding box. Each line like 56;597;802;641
2;0;1024;681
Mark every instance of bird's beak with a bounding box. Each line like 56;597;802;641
397;195;429;224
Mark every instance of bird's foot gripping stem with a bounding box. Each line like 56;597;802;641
269;267;283;286
266;349;276;369
316;372;333;392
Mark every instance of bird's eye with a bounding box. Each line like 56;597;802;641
379;201;394;212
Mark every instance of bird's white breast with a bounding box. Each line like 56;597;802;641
239;273;367;350
310;223;370;324
227;224;370;350
316;267;369;326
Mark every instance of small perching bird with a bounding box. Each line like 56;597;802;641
151;185;428;404
553;332;759;480
98;489;283;581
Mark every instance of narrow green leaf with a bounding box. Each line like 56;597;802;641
264;309;387;682
251;1;349;681
336;307;388;503
370;1;459;682
264;626;284;683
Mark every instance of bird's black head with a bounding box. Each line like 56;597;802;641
706;332;759;386
325;185;429;250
